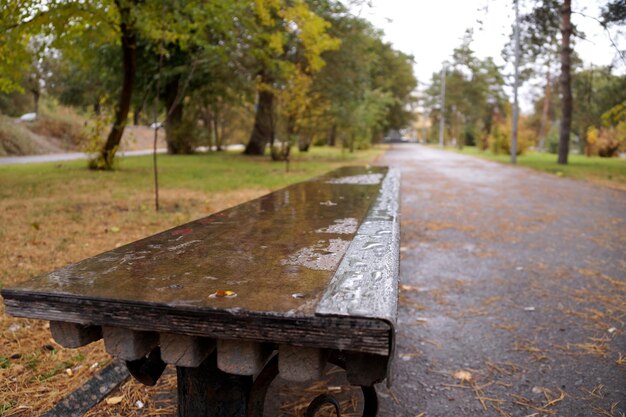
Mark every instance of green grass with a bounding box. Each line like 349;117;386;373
0;146;385;200
448;146;626;188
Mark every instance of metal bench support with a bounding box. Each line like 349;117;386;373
177;352;252;417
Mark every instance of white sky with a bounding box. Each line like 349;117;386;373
355;0;625;112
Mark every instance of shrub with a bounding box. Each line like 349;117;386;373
487;114;533;155
587;124;626;158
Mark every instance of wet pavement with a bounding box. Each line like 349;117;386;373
0;145;245;165
376;144;625;416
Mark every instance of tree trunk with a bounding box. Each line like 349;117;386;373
133;103;141;125
298;135;311;152
244;89;274;155
95;0;136;170
32;89;39;115
164;76;191;154
203;107;213;151
213;105;222;151
538;66;551;151
558;0;572;165
327;124;337;147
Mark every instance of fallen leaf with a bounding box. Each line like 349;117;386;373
210;290;237;298
110;226;120;233
106;396;124;405
453;370;473;382
401;284;419;292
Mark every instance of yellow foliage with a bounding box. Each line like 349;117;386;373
255;0;281;26
487;113;534;155
586;104;626;157
586;126;598;145
281;1;340;73
268;32;285;54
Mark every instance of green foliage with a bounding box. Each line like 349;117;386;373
571;67;626;146
601;0;626;25
546;125;560;154
2;0;416;163
310;14;415;149
425;31;507;148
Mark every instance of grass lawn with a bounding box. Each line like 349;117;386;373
448;146;626;190
0;145;385;416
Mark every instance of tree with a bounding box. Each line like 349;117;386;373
558;0;572;164
424;32;507;148
243;0;340;156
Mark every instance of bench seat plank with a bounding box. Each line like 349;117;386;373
2;166;399;357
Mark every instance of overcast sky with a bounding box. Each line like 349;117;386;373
355;0;625;112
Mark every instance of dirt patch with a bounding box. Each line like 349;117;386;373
119;126;167;151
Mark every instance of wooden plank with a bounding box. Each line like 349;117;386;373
103;327;158;361
160;333;215;367
2;166;387;318
49;321;102;348
1;166;397;358
217;340;271;376
316;168;400;325
4;295;391;356
278;345;326;382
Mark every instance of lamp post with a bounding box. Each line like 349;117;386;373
438;61;447;147
511;0;520;164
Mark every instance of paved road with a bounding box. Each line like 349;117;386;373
376;144;625;416
0;145;245;165
0;148;168;165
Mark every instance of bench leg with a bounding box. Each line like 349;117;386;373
177;351;252;417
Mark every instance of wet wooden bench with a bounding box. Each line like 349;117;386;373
2;166;400;417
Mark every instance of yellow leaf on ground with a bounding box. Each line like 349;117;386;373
453;370;473;382
210;290;237;298
106;396;124;405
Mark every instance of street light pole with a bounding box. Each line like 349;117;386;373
439;62;447;147
511;0;520;164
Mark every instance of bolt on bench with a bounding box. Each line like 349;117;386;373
2;166;400;417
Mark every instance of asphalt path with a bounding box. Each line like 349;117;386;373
0;145;245;165
375;144;625;416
